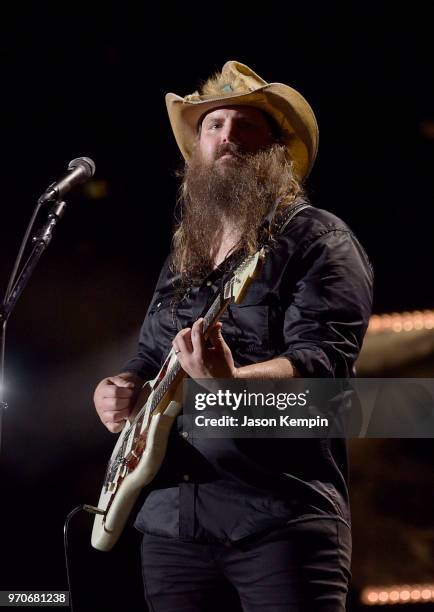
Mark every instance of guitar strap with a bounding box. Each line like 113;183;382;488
215;198;311;307
225;197;311;274
271;199;311;236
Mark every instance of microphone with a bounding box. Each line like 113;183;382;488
38;157;96;204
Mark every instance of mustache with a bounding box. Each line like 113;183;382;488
214;142;245;160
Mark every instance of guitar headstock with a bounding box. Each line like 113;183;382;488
224;247;266;304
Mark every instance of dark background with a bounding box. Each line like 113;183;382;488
0;3;433;611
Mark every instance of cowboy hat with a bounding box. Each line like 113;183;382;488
165;60;319;181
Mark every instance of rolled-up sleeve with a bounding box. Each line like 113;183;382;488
281;229;374;377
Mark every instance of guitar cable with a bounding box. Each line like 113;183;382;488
63;504;105;612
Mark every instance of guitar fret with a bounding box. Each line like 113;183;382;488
203;295;221;332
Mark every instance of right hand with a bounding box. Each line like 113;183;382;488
93;372;142;433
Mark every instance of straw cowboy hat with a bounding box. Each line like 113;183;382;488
165;60;319;181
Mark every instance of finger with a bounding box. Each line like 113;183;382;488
173;327;191;351
191;318;206;358
102;386;136;399
105;421;125;434
107;376;136;388
176;328;193;354
207;321;226;350
103;408;131;423
173;327;191;341
101;398;133;412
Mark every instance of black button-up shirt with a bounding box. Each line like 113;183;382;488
123;206;374;543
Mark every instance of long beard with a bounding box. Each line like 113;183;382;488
172;143;304;283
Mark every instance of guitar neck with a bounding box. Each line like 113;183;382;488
135;249;265;422
142;290;232;418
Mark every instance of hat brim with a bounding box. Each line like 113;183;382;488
165;83;319;181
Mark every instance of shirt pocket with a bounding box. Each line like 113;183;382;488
148;295;179;356
222;300;275;364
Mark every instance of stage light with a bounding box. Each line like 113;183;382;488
368;310;434;334
361;584;434;605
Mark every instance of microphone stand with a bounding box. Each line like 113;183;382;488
0;198;67;458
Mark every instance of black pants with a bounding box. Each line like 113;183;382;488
140;517;352;612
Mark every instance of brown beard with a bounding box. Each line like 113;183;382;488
171;143;305;284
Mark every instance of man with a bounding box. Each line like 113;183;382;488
94;61;373;611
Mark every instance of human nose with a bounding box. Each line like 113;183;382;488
221;121;240;144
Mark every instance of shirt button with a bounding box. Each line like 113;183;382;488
156;302;161;308
206;280;212;287
183;474;190;481
181;431;189;438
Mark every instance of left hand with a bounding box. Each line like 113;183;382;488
172;318;238;379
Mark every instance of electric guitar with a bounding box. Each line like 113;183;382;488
89;248;265;551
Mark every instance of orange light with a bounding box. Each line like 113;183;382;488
368;310;434;334
389;590;400;602
400;589;411;601
361;584;434;605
